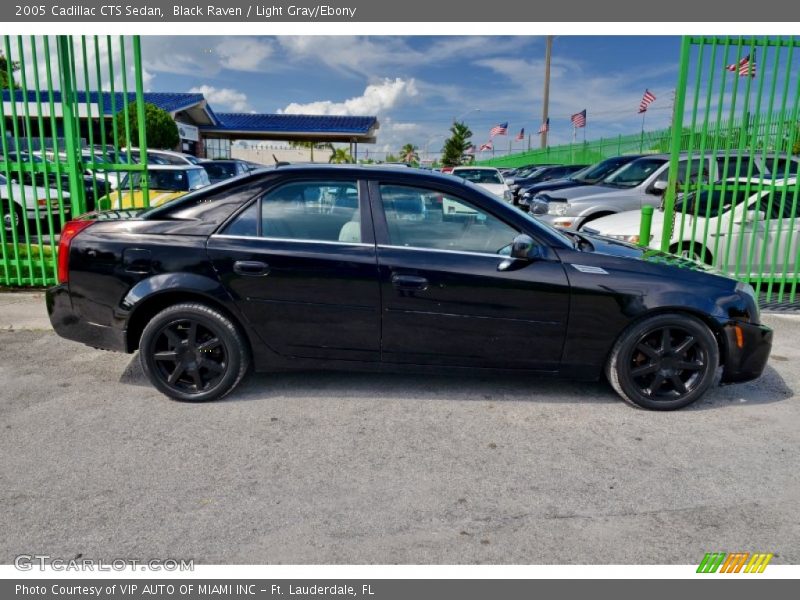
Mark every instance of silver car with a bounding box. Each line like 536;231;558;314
532;152;800;231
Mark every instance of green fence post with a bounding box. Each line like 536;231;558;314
639;205;654;247
132;36;149;206
56;36;86;218
661;36;692;253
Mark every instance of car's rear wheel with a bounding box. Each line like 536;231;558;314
606;313;719;410
140;302;250;402
3;202;24;236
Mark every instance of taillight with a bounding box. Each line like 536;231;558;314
57;220;94;284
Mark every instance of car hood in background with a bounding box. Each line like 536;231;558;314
538;183;620;201
521;178;585;195
583;210;666;237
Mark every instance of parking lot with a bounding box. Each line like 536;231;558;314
1;296;798;565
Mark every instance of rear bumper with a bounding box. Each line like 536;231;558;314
720;320;773;384
46;284;127;352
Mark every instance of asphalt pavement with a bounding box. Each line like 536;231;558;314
0;293;798;564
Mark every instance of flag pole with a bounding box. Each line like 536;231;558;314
541;35;553;149
640;110;646;152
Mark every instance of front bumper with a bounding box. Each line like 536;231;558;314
46;284;127;352
719;320;773;383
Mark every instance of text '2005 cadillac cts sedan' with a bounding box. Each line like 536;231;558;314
47;165;772;410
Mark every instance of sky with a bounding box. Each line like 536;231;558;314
135;36;685;159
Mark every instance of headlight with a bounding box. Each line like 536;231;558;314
605;233;654;245
547;202;569;216
503;189;513;203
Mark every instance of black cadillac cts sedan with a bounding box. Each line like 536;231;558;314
47;165;772;410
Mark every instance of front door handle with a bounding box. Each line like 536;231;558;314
233;260;270;277
391;273;429;291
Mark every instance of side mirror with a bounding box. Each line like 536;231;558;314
498;234;542;271
650;180;668;195
510;234;536;259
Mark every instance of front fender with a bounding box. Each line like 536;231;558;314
578;204;621;218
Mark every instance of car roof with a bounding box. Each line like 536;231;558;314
452;166;499;171
141;164;205;171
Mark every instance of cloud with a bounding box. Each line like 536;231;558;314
189;85;251;112
142;37;274;76
278;78;418;116
214;38;273;72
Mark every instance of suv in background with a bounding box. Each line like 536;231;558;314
533;151;800;231
518;155;644;210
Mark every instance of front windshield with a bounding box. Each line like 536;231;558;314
453;169;504;185
604;157;667;188
517;167;545;179
575;157;634;184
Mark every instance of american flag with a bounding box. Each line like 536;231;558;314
516;128;525;141
537;118;550;134
571;110;587;128
489;122;508;137
638;89;656;113
479;141;493;151
726;53;756;77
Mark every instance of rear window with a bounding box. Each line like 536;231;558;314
140;179;267;235
453;169;503;184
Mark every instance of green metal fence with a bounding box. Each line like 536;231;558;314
659;36;800;301
476;130;673;168
476;109;800;169
1;35;149;286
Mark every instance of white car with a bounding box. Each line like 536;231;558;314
451;167;513;202
0;174;69;234
582;177;800;276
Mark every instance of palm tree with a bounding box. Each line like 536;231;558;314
399;143;419;165
328;148;353;164
441;121;473;167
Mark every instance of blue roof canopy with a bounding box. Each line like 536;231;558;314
3;90;378;142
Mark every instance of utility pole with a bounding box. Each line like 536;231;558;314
540;35;553;149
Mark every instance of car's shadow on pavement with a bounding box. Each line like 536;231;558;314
119;354;793;410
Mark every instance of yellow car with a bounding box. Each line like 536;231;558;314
97;165;211;211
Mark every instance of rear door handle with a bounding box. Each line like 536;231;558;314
233;260;270;277
391;273;429;291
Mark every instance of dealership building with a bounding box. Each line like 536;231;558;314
2;89;380;160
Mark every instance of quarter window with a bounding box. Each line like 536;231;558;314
379;184;518;254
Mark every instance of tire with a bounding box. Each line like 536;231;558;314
3;201;24;237
139;302;250;402
606;313;719;410
669;242;712;265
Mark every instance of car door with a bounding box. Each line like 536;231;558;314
371;180;570;370
206;177;381;362
723;189;800;277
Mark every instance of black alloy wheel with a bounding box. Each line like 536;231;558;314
606;313;720;410
140;303;250;402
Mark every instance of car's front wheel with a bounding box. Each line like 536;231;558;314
606;313;719;410
140;302;250;402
